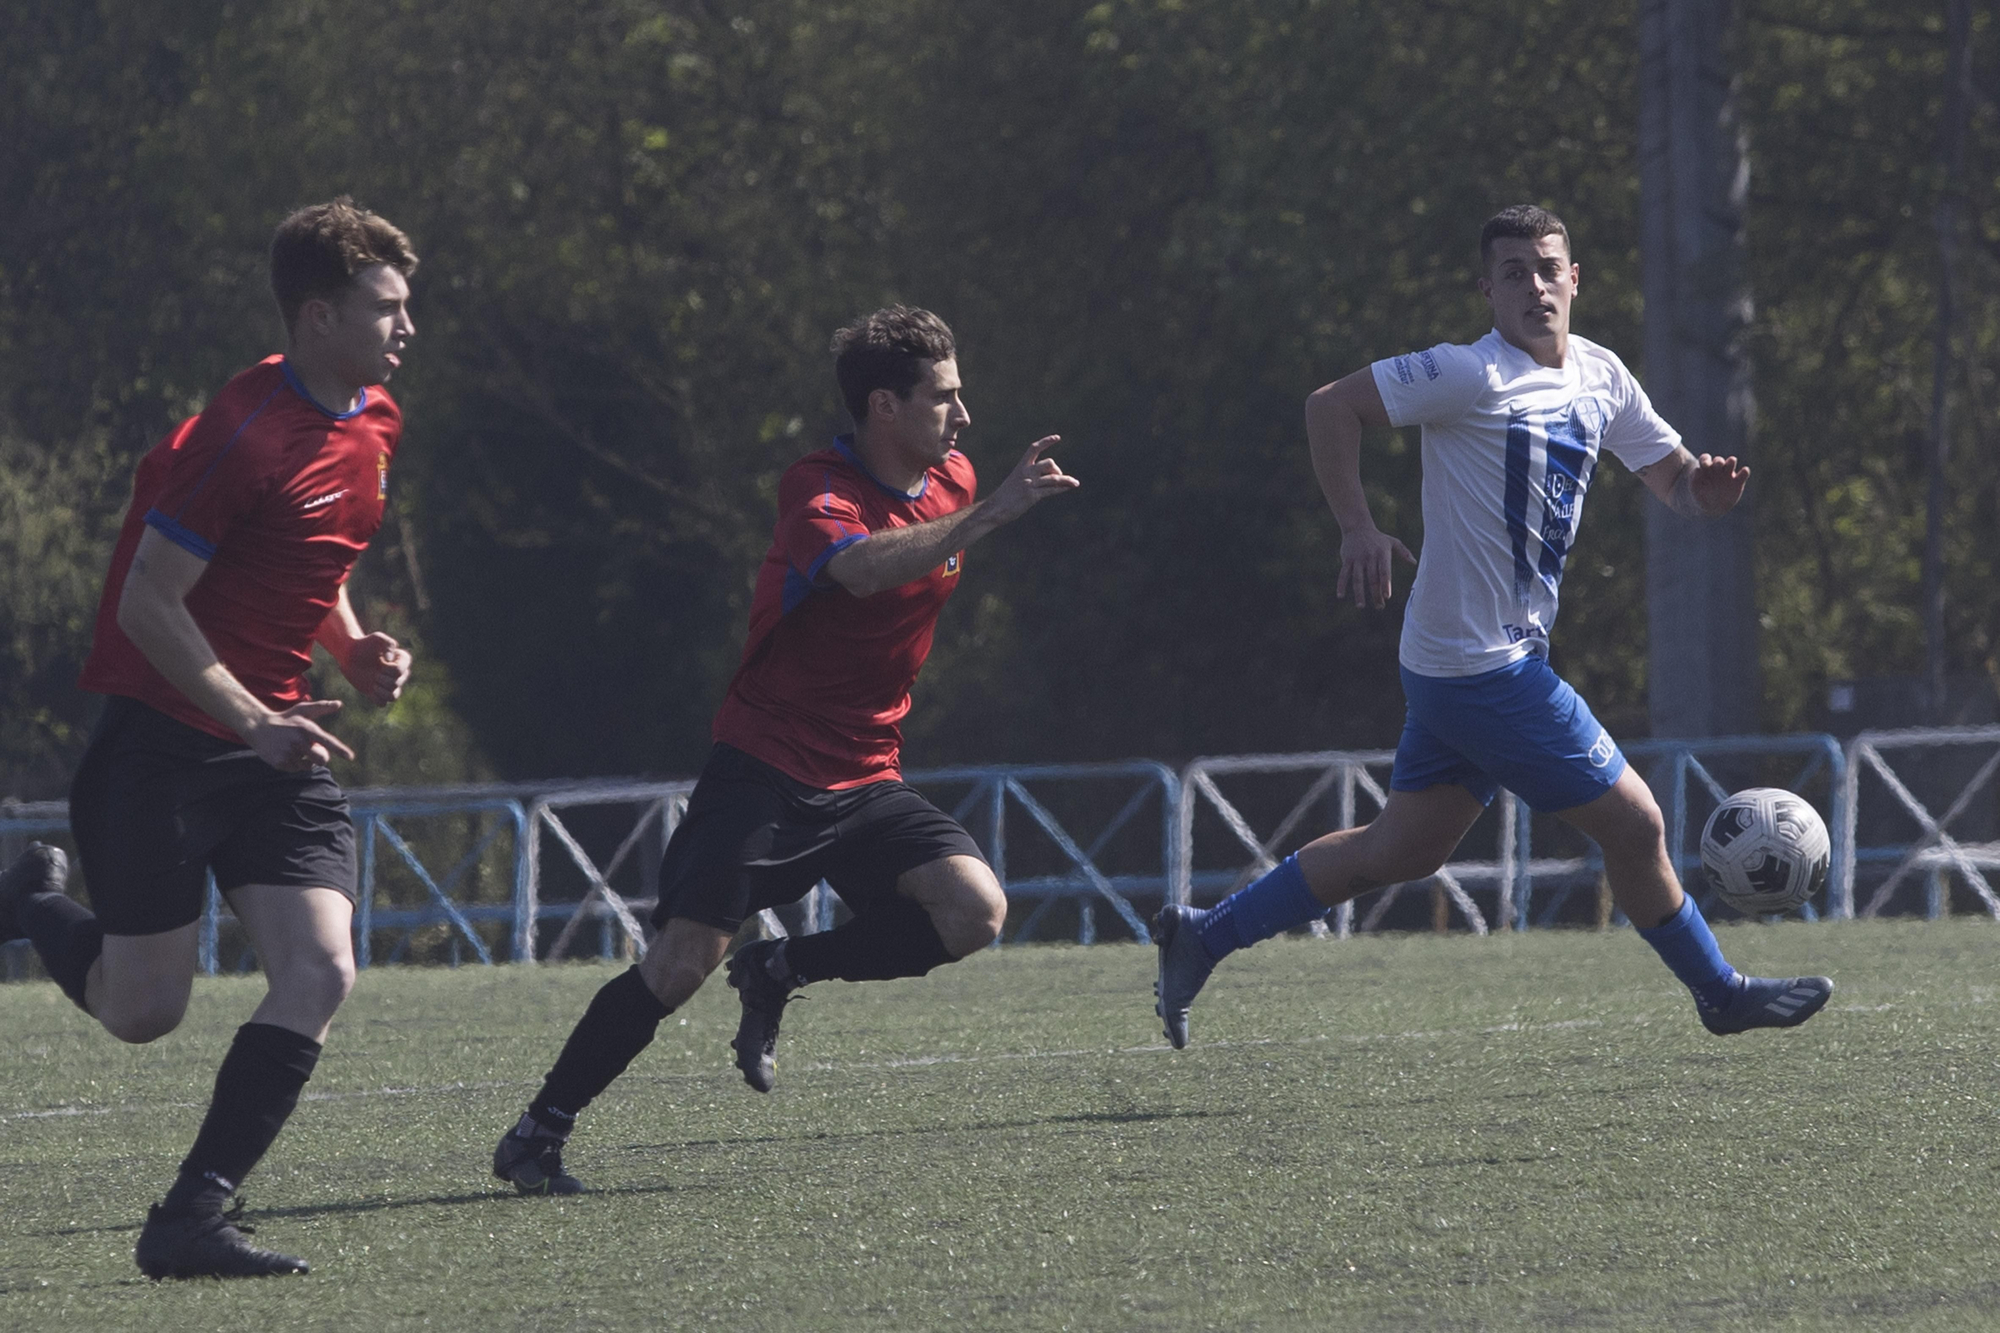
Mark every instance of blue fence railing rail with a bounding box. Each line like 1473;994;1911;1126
3;727;1994;976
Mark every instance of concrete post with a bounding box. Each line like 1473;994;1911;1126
1638;0;1760;738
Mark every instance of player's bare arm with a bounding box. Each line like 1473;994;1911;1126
117;526;354;769
314;584;412;706
824;436;1079;597
1635;445;1750;519
1306;369;1415;610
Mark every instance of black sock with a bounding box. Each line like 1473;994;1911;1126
784;897;956;984
162;1022;322;1214
527;967;672;1128
18;889;103;1013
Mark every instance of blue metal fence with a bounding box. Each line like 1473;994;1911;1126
2;728;1992;979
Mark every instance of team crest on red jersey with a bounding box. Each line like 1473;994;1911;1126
943;553;961;576
377;450;389;499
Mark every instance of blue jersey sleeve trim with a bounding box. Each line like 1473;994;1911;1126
143;509;216;561
280;357;369;420
805;532;869;584
780;567;816;614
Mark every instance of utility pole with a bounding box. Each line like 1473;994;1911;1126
1924;0;1972;721
1638;0;1760;739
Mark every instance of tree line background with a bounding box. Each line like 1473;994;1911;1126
1;0;1994;799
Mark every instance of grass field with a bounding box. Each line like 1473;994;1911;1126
2;918;1998;1331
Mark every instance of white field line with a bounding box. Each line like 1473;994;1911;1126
0;1002;1900;1124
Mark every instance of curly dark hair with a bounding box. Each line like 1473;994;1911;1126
270;196;418;331
830;305;956;426
1479;204;1571;272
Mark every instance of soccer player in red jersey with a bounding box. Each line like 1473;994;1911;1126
0;198;417;1278
493;306;1079;1194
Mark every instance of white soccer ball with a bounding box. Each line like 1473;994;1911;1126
1699;787;1831;916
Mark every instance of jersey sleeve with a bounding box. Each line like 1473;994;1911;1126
1599;362;1682;472
142;403;277;561
776;462;874;584
1369;342;1488;428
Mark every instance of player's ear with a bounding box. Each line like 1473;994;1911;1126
299;296;335;337
868;386;899;423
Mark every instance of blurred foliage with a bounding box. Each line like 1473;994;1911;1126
0;0;1993;797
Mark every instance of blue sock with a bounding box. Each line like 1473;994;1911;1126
1195;854;1324;962
1635;894;1739;1009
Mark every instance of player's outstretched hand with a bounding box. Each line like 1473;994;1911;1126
1337;526;1417;610
248;700;356;772
1689;453;1750;515
342;631;413;706
984;436;1080;525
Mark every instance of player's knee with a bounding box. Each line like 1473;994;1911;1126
102;995;189;1044
964;886;1006;953
652;957;713;1006
277;951;355;1021
948;878;1005;955
1364;833;1452;886
1602;793;1666;857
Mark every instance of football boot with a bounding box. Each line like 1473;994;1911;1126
1697;973;1834;1035
727;939;800;1093
1153;904;1217;1050
135;1199;308;1279
0;843;67;943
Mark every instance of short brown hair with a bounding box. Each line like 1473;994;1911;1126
830;305;956;426
270;196;418;331
1479;204;1571;271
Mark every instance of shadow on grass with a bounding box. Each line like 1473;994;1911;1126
44;1180;713;1236
40;1110;1220;1239
627;1106;1220;1156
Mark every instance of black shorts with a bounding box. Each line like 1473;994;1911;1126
651;744;987;934
68;696;358;937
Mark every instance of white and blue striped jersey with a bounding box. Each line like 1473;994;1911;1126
1371;329;1679;678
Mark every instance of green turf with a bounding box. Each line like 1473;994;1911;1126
2;918;1997;1331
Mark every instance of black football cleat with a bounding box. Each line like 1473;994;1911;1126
0;843;68;943
493;1125;585;1195
1153;904;1217;1050
134;1200;308;1279
727;939;800;1093
1698;973;1835;1035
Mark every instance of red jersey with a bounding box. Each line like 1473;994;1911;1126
79;356;400;741
713;436;977;788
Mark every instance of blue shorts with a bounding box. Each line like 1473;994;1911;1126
1391;655;1626;813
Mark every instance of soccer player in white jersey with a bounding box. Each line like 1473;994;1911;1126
1154;204;1832;1047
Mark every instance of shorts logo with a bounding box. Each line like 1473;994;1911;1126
943;553;960;576
1587;729;1615;768
1392;356;1416;386
1417;350;1441;381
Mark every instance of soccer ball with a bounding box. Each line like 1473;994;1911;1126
1699;788;1831;915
